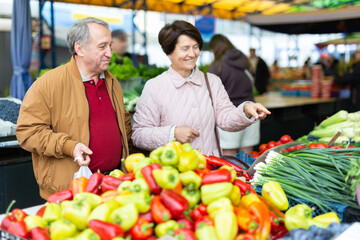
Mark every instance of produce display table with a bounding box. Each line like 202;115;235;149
254;94;352;144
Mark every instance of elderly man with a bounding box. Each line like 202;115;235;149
16;17;132;199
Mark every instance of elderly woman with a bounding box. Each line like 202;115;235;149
132;20;270;156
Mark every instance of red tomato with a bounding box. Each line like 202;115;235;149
280;135;292;144
296;144;306;149
276;140;282;146
308;143;318;148
259;144;268;152
317;142;328;148
267;141;277;149
287;146;297;151
250;151;260;158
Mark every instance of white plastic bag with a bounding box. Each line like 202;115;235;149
73;166;93;179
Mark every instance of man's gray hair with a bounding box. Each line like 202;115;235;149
67;17;109;56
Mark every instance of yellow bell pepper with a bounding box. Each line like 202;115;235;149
312;212;340;228
109;169;124;178
262;181;289;211
124;153;145;172
230;185;241;207
240;193;261;208
165;141;183;156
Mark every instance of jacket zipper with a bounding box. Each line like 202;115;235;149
111;78;129;159
83;84;91;146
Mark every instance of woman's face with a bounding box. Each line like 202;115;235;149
168;35;200;76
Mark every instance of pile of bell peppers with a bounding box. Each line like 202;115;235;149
1;141;288;240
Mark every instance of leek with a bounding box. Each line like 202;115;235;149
310;128;340;138
348;112;360;122
318;110;348;128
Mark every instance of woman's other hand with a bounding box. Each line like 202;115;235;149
174;126;200;143
244;102;271;120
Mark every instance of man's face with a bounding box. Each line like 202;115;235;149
112;36;128;57
77;23;112;74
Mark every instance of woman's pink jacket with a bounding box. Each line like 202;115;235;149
132;66;255;156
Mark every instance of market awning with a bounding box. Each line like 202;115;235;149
315;33;360;49
55;0;294;20
245;6;360;34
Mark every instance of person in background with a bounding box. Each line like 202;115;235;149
207;34;261;155
302;57;312;79
249;48;271;95
335;46;360;111
111;29;139;67
270;59;280;78
132;20;270;156
16;17;133;199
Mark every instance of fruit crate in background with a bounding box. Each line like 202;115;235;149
235;150;256;166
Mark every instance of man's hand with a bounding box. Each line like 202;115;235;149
174;126;200;144
244;102;271;120
73;143;93;166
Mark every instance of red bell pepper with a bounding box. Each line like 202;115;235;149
204;155;244;172
201;168;232;185
7;221;29;239
233;179;252;196
270;223;288;240
118;173;135;181
129;218;154;239
30;226;50;240
235;233;256;240
190;203;207;221
138;211;154;223
177;218;194;231
269;211;282;233
194;216;214;230
47;189;73;203
85;171;104;195
160;189;189;219
36;206;47;217
194;169;210;178
0;201;17;231
151;196;172;223
141;164;162;194
101;175;123;192
88;219;124;240
12;209;28;222
174;228;196;240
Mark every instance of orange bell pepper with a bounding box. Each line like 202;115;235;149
71;176;89;196
248;202;271;240
100;190;119;203
234;207;258;233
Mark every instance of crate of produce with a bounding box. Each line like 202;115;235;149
235;150;256;166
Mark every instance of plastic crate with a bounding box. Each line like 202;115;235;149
254;187;348;221
235;150;256;166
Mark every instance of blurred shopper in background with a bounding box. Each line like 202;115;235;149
111;29;139;67
335;46;360;111
16;18;133;199
207;34;260;155
132;20;270;156
249;48;270;95
302;57;312;79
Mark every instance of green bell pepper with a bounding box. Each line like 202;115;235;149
200;182;233;205
111;203;138;231
115;192;151;213
214;210;237;240
133;157;151;174
181;188;200;208
178;150;199;172
179;170;202;190
68;228;100;240
160;146;179;166
195;224;218;240
61;198;92;230
154;220;179;237
73;192;102;209
153;167;180;189
50;219;77;240
87;200;120;223
207;197;233;219
284;204;313;231
42;202;61;226
182;143;192;152
24;215;45;231
118;178;150;196
149;146;164;164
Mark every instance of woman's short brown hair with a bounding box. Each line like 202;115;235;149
158;20;203;55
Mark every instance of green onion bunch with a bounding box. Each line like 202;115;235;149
252;148;360;212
